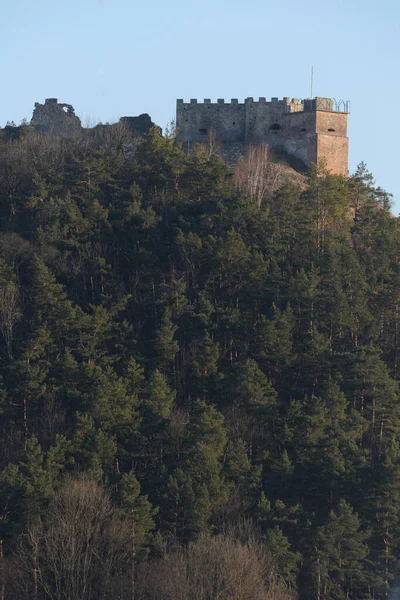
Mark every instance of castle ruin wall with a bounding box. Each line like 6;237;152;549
29;99;156;140
31;98;82;137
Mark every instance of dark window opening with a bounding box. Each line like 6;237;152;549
300;128;306;133
233;122;236;126
199;128;208;135
268;123;283;134
328;128;335;132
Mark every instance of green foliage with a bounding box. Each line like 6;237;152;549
0;123;398;600
117;470;156;545
144;369;176;421
264;525;300;586
160;468;211;543
312;500;371;600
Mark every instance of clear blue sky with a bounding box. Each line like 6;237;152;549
2;0;399;211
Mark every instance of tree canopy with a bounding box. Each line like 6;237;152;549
0;123;399;599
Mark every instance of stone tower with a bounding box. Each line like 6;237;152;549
176;96;350;175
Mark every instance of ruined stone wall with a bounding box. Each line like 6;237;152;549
120;114;155;134
30;99;156;140
31;98;82;137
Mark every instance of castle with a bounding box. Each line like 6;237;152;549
30;98;156;137
4;96;350;176
176;96;350;175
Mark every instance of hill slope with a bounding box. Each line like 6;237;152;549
0;125;398;599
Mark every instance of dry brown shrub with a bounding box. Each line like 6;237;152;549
137;533;297;600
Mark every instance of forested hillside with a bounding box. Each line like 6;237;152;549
0;122;399;600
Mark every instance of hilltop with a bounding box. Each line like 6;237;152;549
0;119;398;600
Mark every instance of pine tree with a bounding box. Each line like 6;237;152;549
312;500;370;600
264;525;300;587
154;307;179;375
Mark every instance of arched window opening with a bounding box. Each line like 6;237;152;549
268;123;283;134
199;128;208;135
328;128;335;132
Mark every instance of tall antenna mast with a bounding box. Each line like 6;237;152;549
310;66;314;98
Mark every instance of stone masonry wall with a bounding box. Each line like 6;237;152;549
276;110;317;167
30;99;156;139
177;99;246;144
315;112;348;175
244;97;288;142
176;96;349;175
317;134;349;175
31;98;82;137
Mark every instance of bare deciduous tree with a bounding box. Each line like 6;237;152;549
234;144;285;207
206;128;220;159
85;120;140;160
0;282;20;359
10;479;132;600
0;233;30;279
0;139;32;222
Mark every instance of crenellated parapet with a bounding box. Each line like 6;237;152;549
177;97;290;104
177;96;350;112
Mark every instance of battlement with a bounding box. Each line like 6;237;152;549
177;96;350;113
177;97;291;106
